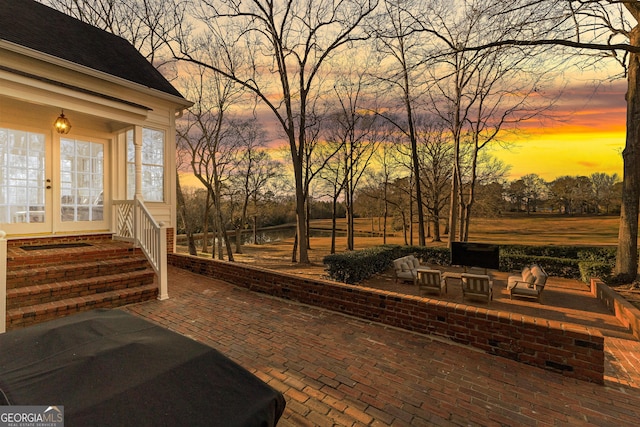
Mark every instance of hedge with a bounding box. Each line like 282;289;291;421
323;244;615;284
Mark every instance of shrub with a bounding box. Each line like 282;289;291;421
323;246;399;284
579;261;613;283
323;245;451;284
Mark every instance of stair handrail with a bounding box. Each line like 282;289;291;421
0;230;6;333
113;199;168;300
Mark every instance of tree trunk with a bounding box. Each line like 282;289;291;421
234;226;243;254
305;198;311;250
383;205;388;245
292;158;309;264
222;225;234;261
402;213;408;245
212;213;221;260
458;191;466;242
448;166;460;247
253;215;258;244
213;229;219;259
409;175;414;246
330;197;338;254
432;195;441;242
404;76;425;246
616;27;640;279
202;190;211;254
291;231;298;263
346;188;354;251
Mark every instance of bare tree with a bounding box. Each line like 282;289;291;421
591;172;620;214
371;0;429;246
176;141;198;255
323;62;381;251
165;0;379;263
370;140;406;244
415;119;453;242
453;0;640;278
227;120;279;253
419;1;558;244
176;62;246;261
316;144;345;254
519;174;548;214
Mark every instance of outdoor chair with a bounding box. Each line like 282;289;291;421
461;273;493;303
417;269;447;296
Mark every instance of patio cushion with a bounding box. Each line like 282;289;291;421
521;267;533;283
507;276;520;290
530;265;548;287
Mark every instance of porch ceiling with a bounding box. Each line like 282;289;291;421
1;92;139;134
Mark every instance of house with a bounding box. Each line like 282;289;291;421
0;0;192;331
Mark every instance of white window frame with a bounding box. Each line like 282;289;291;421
126;127;165;202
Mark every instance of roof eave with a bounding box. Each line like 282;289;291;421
0;39;193;110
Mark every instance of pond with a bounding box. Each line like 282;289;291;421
177;225;379;246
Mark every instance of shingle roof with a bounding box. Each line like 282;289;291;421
0;0;185;99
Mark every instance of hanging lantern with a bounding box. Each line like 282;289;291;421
54;110;71;134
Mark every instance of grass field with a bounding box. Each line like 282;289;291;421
182;214;621;276
462;215;620;246
311;214;620;247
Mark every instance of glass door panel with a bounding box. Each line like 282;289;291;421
0;128;48;231
59;138;104;223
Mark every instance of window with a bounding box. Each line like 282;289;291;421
126;128;165;201
60;138;104;222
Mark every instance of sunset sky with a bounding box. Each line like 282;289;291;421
490;79;627;181
179;55;630;188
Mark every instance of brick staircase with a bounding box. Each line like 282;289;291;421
5;234;158;330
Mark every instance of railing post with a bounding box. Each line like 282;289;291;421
157;222;168;300
0;230;7;333
134;197;141;248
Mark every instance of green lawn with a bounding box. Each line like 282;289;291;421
311;214;620;247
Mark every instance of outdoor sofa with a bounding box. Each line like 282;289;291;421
507;264;548;303
392;255;426;284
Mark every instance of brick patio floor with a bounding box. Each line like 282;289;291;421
123;266;640;426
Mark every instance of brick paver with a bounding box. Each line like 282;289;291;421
123;266;640;426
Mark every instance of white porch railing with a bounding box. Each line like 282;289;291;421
113;199;168;300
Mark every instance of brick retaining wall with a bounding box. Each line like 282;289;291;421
169;253;605;384
591;278;640;340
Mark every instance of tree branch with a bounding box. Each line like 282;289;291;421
463;37;639;54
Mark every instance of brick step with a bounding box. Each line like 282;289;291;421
7;241;141;268
6;256;151;289
6;269;156;309
6;284;159;330
6;233;115;250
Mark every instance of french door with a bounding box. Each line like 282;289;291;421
0;127;108;235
